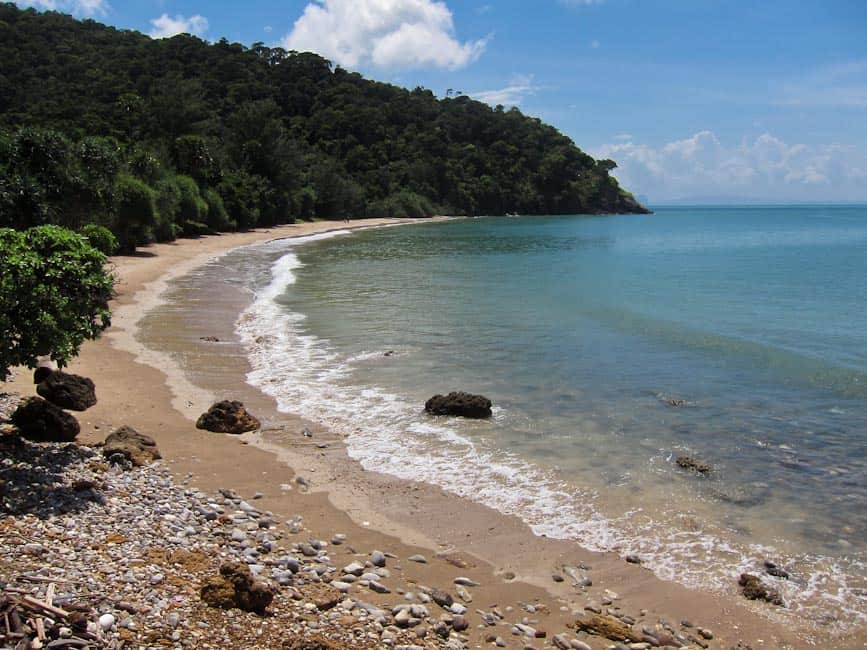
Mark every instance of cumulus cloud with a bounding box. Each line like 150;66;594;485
149;14;209;39
283;0;487;70
594;131;867;202
14;0;107;16
473;74;540;107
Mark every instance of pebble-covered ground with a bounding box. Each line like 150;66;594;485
1;389;726;650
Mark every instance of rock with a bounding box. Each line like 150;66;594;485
424;392;492;419
303;583;343;611
625;554;642;565
431;589;453;608
33;366;54;384
738;573;784;606
408;554;427;563
764;560;790;579
552;573;564;582
371;550;386;567
98;613;115;631
200;562;276;614
102;426;161;467
574;613;642;643
282;637;345;650
10;396;80;442
196;400;260;434
200;336;220;342
36;371;97;411
455;584;472;603
676;455;712;475
664;398;687;407
451;615;469;632
454;576;479;586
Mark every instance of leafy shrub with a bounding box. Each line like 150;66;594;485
79;223;118;255
0;225;114;378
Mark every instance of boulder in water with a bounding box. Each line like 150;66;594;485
676;455;712;475
425;392;492;419
196;400;261;434
739;573;784;606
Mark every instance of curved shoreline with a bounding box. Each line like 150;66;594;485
11;218;862;648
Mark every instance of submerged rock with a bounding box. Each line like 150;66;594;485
738;573;784;606
200;562;275;614
676;455;712;475
424;392;492;419
764;560;790;579
36;371;97;411
103;426;161;467
196;400;260;434
10;396;80;442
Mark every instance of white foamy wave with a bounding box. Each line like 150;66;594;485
236;236;867;634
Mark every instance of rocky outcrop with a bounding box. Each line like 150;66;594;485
739;573;784;606
200;562;275;614
103;426;161;467
424;392;492;419
676;455;712;475
196;401;260;434
36;371;97;411
10;396;80;442
32;366;54;384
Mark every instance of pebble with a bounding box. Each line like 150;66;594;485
98;614;115;631
371;550;387;567
454;576;479;586
408;554;427;563
626;554;642;564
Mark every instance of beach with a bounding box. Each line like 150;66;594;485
3;217;863;649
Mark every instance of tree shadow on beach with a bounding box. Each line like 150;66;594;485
0;436;105;519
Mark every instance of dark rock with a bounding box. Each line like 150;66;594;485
625;554;642;564
282;637;345;650
763;560;790;579
200;562;275;614
424;392;492;419
451;615;469;632
665;398;687;407
10;397;80;442
36;371;97;411
431;589;454;608
738;573;784;606
200;336;220;342
196;401;260;434
676;455;712;475
102;426;161;467
33;366;54;384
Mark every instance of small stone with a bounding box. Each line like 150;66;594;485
450;602;467;615
408;554;427;563
552;573;564;583
98;614;115;631
451;615;469;632
371;550;387;567
454;576;479;586
699;628;714;640
625;554;642;564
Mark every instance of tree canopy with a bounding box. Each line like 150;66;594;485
0;3;648;251
0;225;114;378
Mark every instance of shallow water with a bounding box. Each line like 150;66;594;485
187;208;866;629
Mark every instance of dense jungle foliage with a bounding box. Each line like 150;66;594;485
0;4;647;251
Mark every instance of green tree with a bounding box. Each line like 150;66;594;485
0;225;114;378
113;174;157;252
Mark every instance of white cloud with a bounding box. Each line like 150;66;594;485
594;131;867;202
283;0;487;70
14;0;107;15
473;74;540;107
149;13;209;39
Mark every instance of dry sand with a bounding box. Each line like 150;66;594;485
6;218;864;649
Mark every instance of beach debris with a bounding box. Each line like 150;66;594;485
195;400;260;434
11;396;80;442
200;562;276;614
676;455;712;475
738;573;785;606
36;371;97;411
199;336;220;342
424;392;492;419
102;425;161;467
573;612;642;643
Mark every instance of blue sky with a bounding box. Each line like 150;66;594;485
15;0;867;202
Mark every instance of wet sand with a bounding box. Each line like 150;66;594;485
7;218;864;649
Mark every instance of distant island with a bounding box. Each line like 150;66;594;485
0;3;648;251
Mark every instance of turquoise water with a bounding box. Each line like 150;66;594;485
234;207;867;628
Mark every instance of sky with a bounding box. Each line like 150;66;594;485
14;0;867;203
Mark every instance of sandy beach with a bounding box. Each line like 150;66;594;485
4;217;864;649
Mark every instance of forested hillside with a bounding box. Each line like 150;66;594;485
0;3;648;250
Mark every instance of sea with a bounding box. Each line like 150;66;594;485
167;206;867;629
